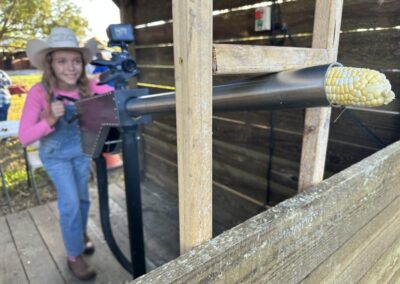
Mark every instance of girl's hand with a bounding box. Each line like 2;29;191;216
46;101;65;126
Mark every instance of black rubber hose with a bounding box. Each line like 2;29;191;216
94;156;133;275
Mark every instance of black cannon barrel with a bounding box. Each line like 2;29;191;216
75;62;341;278
126;63;340;116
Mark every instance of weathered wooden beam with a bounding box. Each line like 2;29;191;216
0;217;28;284
302;193;400;283
298;0;343;192
131;141;400;284
212;45;331;75
172;0;213;254
358;233;400;283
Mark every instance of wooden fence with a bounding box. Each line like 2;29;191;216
125;0;400;231
131;140;400;283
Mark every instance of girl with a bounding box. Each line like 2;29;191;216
19;27;113;281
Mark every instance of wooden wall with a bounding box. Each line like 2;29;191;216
131;140;400;283
125;0;400;232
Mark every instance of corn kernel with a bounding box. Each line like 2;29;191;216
325;67;395;107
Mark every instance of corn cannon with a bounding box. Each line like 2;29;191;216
77;63;394;157
75;62;395;278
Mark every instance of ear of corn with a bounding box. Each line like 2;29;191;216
325;67;395;107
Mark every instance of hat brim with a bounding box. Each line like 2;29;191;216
26;39;94;70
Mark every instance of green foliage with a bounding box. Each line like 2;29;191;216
3;168;28;188
0;0;89;52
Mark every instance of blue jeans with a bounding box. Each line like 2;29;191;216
0;103;10;121
39;105;91;256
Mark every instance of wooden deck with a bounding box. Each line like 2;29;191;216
0;178;181;283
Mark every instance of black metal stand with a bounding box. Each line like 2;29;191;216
95;156;133;274
121;125;146;277
94;126;146;279
77;87;150;278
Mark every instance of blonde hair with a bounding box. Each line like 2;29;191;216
41;50;90;101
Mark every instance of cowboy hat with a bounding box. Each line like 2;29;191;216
26;27;95;69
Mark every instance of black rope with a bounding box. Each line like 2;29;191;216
265;111;276;206
264;1;288;206
344;109;386;148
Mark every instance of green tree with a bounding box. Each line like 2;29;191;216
0;0;89;52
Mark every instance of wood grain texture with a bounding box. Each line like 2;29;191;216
342;0;400;30
1;179;210;282
106;182;180;268
358;231;400;283
0;217;28;284
6;211;64;283
133;0;400;229
143;152;266;227
213;45;330;74
137;68;175;87
130;0;172;24
141;112;384;203
30;203;132;283
339;30;400;70
132;141;400;284
133;0;400;45
301;195;400;283
298;0;343;192
142;119;298;201
172;0;213;253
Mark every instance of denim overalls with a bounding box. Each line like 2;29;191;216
39;99;91;257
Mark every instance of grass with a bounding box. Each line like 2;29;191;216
3;73;43;192
0;137;55;216
1;72;56;215
10;73;42;87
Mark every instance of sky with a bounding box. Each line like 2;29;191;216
71;0;121;41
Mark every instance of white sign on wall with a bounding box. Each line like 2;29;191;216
255;7;271;31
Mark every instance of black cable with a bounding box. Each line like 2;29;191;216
265;111;276;206
344;110;386;148
265;1;294;207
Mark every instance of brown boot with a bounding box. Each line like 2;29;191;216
67;255;96;281
84;234;95;255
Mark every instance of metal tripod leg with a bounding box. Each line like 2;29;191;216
121;125;146;278
0;164;12;213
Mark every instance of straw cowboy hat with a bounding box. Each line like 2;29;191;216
26;27;95;69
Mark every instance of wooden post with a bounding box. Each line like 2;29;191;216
172;0;213;253
213;45;330;75
298;0;343;192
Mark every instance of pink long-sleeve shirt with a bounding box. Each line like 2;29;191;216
19;79;113;146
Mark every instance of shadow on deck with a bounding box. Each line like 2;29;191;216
0;178;181;283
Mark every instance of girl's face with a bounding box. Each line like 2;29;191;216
51;50;83;91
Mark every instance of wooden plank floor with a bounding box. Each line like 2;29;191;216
0;179;181;284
